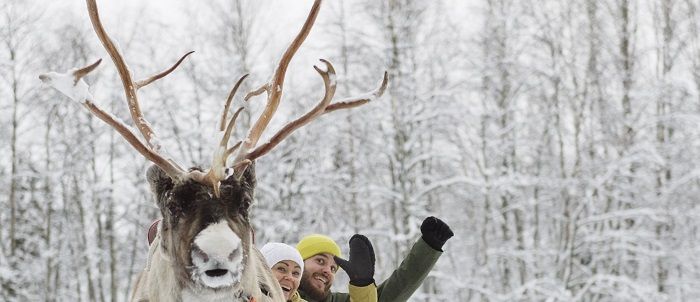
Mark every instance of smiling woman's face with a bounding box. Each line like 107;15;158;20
271;260;302;301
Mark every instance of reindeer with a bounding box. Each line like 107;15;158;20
39;0;387;301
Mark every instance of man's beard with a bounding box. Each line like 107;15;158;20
299;271;331;301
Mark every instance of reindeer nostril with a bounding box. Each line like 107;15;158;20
205;269;228;277
193;246;209;263
228;249;240;262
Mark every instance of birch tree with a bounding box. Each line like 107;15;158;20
0;0;48;299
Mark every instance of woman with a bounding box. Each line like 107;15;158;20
261;242;306;302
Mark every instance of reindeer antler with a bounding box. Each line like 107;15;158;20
40;0;193;182
189;75;249;197
40;0;387;198
230;0;389;174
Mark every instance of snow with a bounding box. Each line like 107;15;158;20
13;0;700;301
39;69;93;103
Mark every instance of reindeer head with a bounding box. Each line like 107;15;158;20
147;164;257;289
40;0;387;298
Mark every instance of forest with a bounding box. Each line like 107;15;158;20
2;0;700;301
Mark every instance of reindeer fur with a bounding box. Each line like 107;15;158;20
129;165;284;302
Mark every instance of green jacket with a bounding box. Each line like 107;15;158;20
299;238;442;302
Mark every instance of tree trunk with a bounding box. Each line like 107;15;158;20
108;130;117;302
9;47;19;257
44;107;56;301
72;176;97;302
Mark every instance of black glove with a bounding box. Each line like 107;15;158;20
420;216;454;251
334;234;375;287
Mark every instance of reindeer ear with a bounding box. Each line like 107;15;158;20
147;164;174;204
241;161;256;189
225;161;257;188
239;161;256;218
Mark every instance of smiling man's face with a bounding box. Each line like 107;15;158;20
299;253;338;300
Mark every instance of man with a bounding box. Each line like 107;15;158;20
296;234;378;302
296;216;454;302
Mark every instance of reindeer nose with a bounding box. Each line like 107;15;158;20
192;221;241;262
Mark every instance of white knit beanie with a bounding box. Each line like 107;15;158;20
260;242;304;275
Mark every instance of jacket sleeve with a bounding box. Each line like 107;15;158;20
375;238;442;302
348;283;378;302
326;283;377;302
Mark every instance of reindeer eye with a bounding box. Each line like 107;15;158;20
164;192;186;217
167;202;181;217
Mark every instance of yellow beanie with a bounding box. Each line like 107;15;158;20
296;234;342;260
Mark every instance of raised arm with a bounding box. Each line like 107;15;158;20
375;217;453;302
